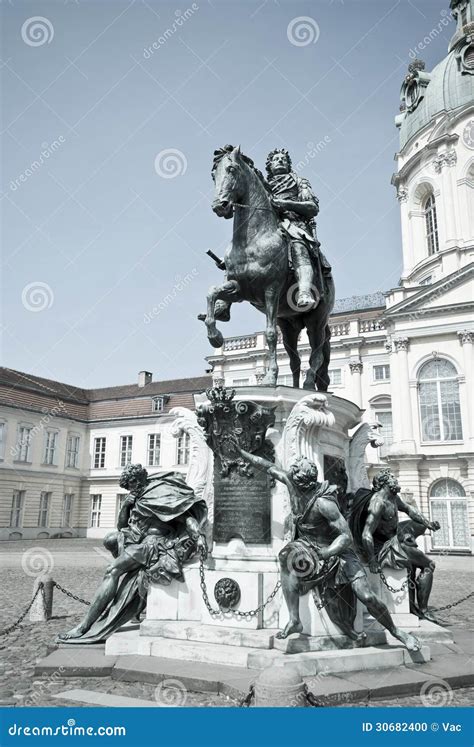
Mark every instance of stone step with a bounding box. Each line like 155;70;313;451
107;628;430;676
140;621;278;649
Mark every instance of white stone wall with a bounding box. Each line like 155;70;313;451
0;405;89;540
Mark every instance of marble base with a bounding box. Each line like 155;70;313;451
105;624;431;677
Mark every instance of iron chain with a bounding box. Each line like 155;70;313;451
199;552;280;619
431;590;474;613
0;583;44;637
239;684;255;707
53;581;90;606
304;684;322;707
379;571;415;594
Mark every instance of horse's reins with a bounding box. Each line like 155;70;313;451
233;202;273;211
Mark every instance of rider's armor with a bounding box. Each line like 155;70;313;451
267;171;331;308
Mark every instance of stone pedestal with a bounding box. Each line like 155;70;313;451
105;387;449;674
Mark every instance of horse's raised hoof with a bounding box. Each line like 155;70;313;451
208;329;224;348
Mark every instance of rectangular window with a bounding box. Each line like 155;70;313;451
375;411;393;458
420;275;432;286
90;494;102;527
38;492;51;527
147;433;161;467
62;494;74;526
10;490;24;528
0;422;5;459
152;397;164;413
176;433;190;465
66;435;80;468
329;369;342;386
232;378;250;386
17;426;32;462
43;431;57;465
93;437;106;468
120;435;133;467
277;374;293;386
373;364;390;382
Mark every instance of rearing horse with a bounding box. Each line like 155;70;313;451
204;145;335;391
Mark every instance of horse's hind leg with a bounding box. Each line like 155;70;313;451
261;288;279;387
204;280;241;348
278;317;302;388
315;325;331;391
304;319;327;391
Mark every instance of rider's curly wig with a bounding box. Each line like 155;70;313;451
265;148;292;177
119;463;148;490
372;468;397;491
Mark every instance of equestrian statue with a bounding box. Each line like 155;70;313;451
201;145;335;391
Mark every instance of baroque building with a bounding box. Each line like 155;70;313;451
207;0;474;554
0;368;211;541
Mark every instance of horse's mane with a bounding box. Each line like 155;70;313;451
212;145;271;194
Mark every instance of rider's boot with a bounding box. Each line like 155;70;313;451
291;242;319;310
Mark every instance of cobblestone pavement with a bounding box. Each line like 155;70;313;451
0;541;472;708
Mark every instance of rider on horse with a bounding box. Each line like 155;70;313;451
265;148;332;310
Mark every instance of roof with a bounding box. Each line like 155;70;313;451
87;376;213;402
0;368;212;404
332;292;386;314
0;367;89;404
399;48;474;149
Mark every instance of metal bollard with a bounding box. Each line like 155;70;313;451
253;664;309;707
29;574;54;622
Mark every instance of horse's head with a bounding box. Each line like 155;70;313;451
212;145;244;219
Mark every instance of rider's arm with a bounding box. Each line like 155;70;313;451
275;179;319;219
316;497;352;559
362;495;384;571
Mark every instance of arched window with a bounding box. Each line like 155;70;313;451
423;193;439;255
418;359;463;442
429;479;469;549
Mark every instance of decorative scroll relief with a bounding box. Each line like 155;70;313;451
282;393;335;466
347;421;384;493
170;406;214;522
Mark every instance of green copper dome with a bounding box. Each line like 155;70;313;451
399;52;474;149
398;0;474;149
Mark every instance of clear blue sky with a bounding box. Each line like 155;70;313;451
1;0;452;387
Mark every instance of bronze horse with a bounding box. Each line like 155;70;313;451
203;145;335;391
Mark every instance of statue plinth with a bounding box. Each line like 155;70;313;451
105;387;449;673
